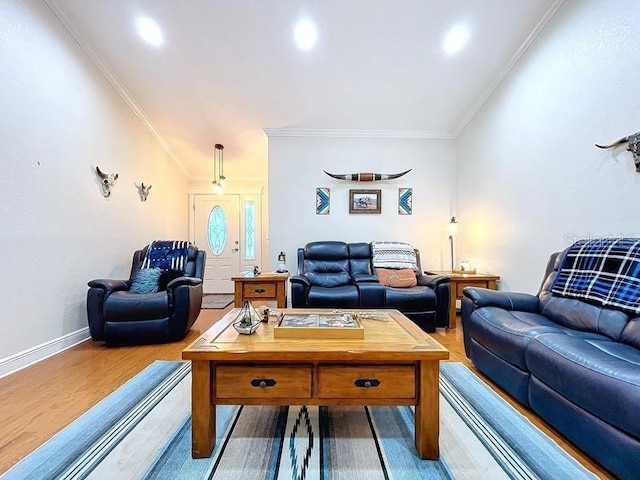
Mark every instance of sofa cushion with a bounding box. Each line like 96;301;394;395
348;242;373;275
466;307;569;370
376;268;417;287
620;317;640;349
104;290;169;321
539;291;630;340
305;261;351;287
385;285;435;311
525;333;640;441
307;285;359;308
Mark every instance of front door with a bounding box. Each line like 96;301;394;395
193;194;240;293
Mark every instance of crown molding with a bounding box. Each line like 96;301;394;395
455;0;566;136
263;128;455;139
44;0;191;179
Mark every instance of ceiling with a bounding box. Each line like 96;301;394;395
47;0;561;179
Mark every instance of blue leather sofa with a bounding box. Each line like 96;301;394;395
462;247;640;479
290;241;450;332
87;244;205;345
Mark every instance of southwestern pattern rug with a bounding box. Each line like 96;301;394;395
2;361;597;480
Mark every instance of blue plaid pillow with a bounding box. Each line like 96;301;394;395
130;268;162;294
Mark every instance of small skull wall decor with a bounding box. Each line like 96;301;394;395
95;166;119;197
596;131;640;172
135;182;152;201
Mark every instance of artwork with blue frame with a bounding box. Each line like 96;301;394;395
398;188;412;215
316;187;330;215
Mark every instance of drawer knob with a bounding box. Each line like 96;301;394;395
251;378;276;388
255;288;266;293
354;379;380;388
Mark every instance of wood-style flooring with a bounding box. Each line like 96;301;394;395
0;307;611;478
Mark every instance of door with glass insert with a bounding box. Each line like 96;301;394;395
193;194;240;293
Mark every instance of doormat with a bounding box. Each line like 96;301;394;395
201;294;234;309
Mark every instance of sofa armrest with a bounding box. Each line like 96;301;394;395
417;274;449;288
417;274;450;328
87;278;129;293
353;273;379;283
166;276;202;289
290;275;311;288
290;275;311;308
463;287;539;312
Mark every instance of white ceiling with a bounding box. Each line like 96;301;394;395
47;0;561;179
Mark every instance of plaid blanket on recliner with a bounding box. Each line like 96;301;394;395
551;238;640;315
141;240;192;272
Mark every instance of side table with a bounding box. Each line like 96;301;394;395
231;271;289;308
424;271;500;328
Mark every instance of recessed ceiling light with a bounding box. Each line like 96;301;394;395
443;24;470;56
136;16;164;47
294;18;318;52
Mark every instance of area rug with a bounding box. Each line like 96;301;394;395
201;294;234;309
1;362;597;480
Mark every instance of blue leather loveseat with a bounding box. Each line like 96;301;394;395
290;241;450;332
462;239;640;479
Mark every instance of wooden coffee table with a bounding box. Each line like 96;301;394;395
182;308;449;459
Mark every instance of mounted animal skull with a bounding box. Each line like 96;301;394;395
95;166;118;197
135;182;152;201
595;131;640;172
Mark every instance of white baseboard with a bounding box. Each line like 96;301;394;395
0;328;90;379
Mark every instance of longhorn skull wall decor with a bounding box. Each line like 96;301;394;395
95;166;119;197
135;182;152;201
595;131;640;172
323;169;412;181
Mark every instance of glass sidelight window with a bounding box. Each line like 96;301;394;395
208;205;227;256
244;201;255;260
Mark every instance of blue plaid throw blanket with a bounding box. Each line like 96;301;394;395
551;238;640;315
141;240;192;272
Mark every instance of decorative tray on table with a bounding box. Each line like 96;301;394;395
273;311;364;339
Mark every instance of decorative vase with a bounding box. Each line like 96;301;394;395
233;299;262;334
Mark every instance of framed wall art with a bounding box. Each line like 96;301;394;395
349;189;381;214
316;187;330;215
398;188;412;215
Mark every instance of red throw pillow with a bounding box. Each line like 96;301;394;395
375;268;417;288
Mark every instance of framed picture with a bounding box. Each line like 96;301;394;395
349;189;381;214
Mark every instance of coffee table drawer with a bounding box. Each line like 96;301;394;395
215;365;312;399
317;365;415;399
243;282;277;298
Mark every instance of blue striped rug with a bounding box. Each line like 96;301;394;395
2;362;596;480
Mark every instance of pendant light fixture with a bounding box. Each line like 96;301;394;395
211;143;225;194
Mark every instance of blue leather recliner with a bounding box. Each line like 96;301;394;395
462;247;640;480
290;241;449;332
87;244;205;345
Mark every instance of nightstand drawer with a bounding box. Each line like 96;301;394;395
317;365;415;399
243;282;277;298
215;365;312;399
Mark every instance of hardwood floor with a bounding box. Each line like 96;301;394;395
0;308;611;478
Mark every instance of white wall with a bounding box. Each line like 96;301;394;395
0;0;189;374
456;0;640;293
267;134;456;277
